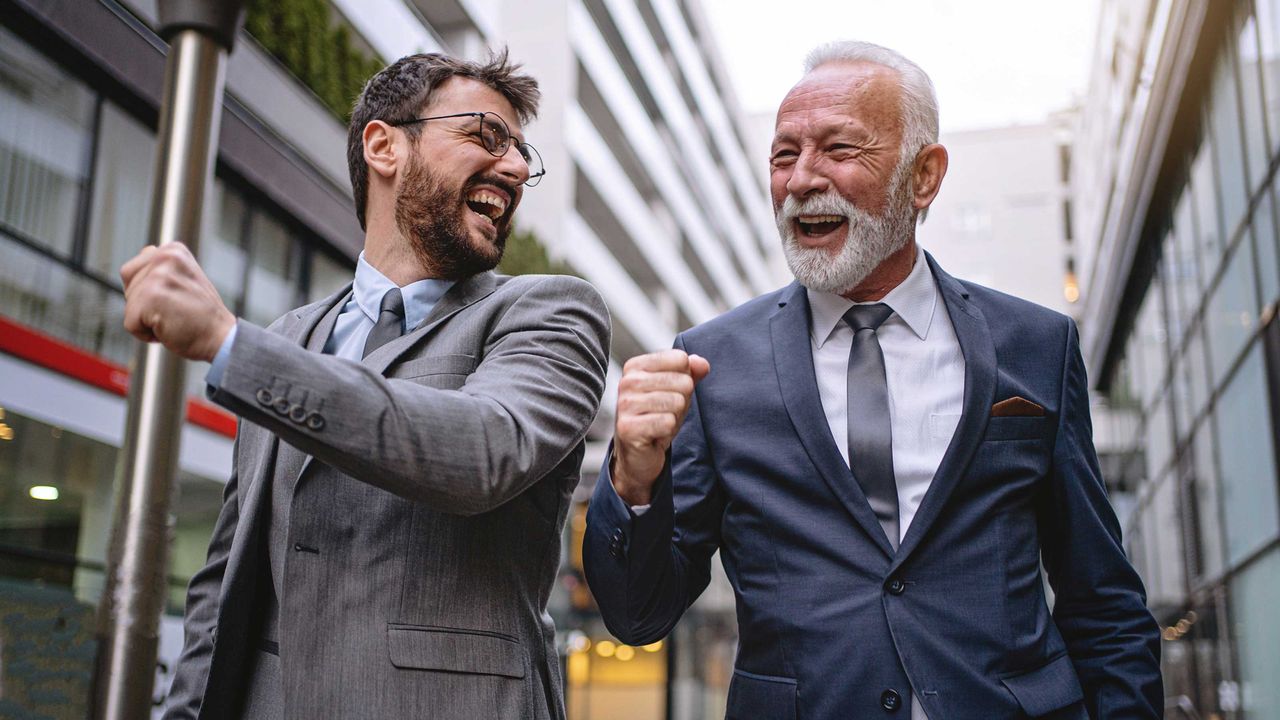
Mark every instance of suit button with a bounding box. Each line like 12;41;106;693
886;578;905;595
306;413;325;431
881;689;902;712
289;404;308;423
608;529;626;559
272;398;291;415
256;389;273;405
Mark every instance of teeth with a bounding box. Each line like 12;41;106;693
466;190;507;219
797;215;845;224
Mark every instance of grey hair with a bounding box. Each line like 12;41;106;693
804;41;939;165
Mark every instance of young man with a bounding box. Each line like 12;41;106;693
131;52;609;719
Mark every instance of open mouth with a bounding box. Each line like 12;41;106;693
465;189;508;227
795;214;847;238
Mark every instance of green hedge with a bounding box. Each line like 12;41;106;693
499;228;575;277
244;0;384;121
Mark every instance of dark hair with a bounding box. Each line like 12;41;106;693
346;50;540;230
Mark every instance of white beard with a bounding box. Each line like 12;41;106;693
776;164;917;295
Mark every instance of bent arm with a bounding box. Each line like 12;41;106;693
210;276;610;516
1040;319;1162;719
584;337;724;645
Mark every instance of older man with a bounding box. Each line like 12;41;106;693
584;41;1161;719
127;52;610;719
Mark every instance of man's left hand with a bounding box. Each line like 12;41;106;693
121;243;236;362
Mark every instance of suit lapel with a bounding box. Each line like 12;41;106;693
361;271;499;375
293;272;500;481
892;255;997;568
771;282;896;558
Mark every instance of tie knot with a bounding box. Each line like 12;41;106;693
376;285;401;325
843;303;893;333
379;288;405;321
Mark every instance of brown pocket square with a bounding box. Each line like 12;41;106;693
991;396;1045;417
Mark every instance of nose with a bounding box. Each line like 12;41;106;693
494;143;531;185
785;149;830;198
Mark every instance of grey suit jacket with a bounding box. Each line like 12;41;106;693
163;271;611;720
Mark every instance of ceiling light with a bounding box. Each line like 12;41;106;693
30;486;59;501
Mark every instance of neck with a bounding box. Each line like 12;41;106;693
363;216;431;286
841;239;917;303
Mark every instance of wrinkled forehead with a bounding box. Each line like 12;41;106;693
775;61;904;138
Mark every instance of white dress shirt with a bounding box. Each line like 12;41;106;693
808;246;965;720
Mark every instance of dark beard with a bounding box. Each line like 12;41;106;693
394;156;510;281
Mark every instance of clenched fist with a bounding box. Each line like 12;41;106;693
121;243;236;362
611;349;711;506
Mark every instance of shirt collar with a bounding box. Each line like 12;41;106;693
353;252;455;331
808;244;938;348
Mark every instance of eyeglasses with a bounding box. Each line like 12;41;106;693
390;111;545;187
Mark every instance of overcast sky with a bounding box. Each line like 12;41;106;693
698;0;1102;133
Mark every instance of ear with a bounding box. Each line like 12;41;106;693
363;120;401;180
911;143;948;212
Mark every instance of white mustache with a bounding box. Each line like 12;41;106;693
778;191;860;222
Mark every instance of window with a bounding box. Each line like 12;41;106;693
308;248;352;304
1256;0;1280;155
1173;187;1204;324
1230;548;1280;716
1185;325;1212;420
203;180;249;314
0;26;95;256
85;103;156;283
1253;190;1280;307
1204;240;1259;389
1213;344;1279;566
1208;51;1250;245
243;210;302;327
1191;422;1225;581
1134;276;1169;409
1190;140;1224;279
1145;392;1174;481
1237;7;1273;190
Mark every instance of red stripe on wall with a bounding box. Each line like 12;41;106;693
0;315;237;438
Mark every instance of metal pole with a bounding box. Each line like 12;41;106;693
93;2;243;717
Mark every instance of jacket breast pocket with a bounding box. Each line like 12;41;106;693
386;623;526;678
725;670;796;720
984;416;1049;442
389;354;477;386
1000;653;1086;718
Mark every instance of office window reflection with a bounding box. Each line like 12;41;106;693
244;211;302;327
0;26;95;257
1213;345;1280;566
86;104;156;282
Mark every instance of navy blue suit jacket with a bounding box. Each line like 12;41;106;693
584;255;1161;719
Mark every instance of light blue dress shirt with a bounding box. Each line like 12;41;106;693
207;252;454;388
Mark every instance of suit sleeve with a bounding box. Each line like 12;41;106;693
1039;318;1163;719
161;438;240;720
208;275;610;517
583;334;725;645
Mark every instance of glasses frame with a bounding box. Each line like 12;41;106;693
390;111;545;187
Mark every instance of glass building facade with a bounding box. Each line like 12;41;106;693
0;8;354;716
1078;0;1280;716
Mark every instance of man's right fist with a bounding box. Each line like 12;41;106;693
611;349;711;506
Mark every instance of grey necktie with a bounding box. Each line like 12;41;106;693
362;288;405;359
843;303;899;550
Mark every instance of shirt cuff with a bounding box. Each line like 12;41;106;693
204;323;238;390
